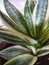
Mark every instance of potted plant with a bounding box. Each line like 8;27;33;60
0;0;49;65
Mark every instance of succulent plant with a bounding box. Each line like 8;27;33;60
0;0;49;65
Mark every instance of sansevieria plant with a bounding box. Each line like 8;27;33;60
0;0;49;65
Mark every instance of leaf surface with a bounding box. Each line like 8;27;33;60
4;54;37;65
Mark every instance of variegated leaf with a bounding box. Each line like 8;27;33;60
0;30;37;46
4;0;28;35
0;11;20;32
0;46;29;60
4;54;38;65
0;31;32;46
24;0;36;37
39;22;49;44
0;10;37;46
29;0;35;13
36;0;48;36
37;45;49;57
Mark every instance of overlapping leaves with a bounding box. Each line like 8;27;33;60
0;0;49;65
0;0;37;46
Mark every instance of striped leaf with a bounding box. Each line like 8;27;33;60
0;31;26;45
36;0;48;36
37;45;49;57
0;46;29;60
29;0;35;13
2;0;38;45
27;46;37;55
43;1;49;31
38;50;49;57
40;20;49;36
39;21;49;44
42;34;49;44
0;11;37;46
4;0;28;35
24;0;36;37
39;33;49;44
4;54;38;65
0;11;20;32
0;30;37;46
0;31;32;46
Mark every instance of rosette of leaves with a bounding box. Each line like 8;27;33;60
0;0;49;65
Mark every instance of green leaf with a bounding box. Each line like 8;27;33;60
39;23;49;44
0;30;37;46
4;0;28;35
0;11;38;46
36;0;48;37
1;0;38;45
1;11;34;46
38;50;49;57
40;34;49;44
4;54;38;65
0;31;30;46
27;46;37;55
40;19;49;36
42;34;49;44
29;0;35;13
0;11;19;32
0;46;29;60
37;45;49;57
24;0;36;37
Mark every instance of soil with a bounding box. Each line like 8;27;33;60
0;41;13;51
35;54;49;65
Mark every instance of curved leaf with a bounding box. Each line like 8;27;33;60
0;11;22;32
2;0;38;45
27;46;37;55
0;30;37;46
4;54;38;65
36;0;48;36
0;46;29;60
1;11;36;46
0;10;38;46
0;31;30;46
37;45;49;57
38;50;49;57
4;0;28;35
24;0;36;37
